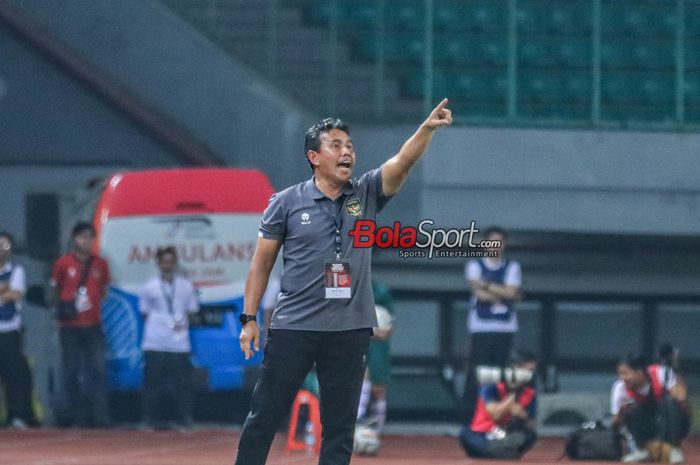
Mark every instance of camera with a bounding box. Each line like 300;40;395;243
475;365;534;386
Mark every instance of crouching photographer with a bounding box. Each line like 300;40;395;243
612;347;691;464
459;351;538;459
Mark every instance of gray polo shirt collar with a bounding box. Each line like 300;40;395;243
306;176;356;200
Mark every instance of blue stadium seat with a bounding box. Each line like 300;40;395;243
686;38;700;71
469;1;507;32
480;38;508;66
348;2;379;28
563;73;591;104
547;2;591;35
639;74;675;105
601;74;636;105
434;1;469;31
557;40;590;68
436;37;482;66
355;33;425;63
686;75;700;104
600;42;635;70
631;41;675;70
518;71;565;104
519;40;555;67
385;1;424;30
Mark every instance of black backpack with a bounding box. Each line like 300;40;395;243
565;422;623;461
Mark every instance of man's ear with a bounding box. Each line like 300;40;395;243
307;150;320;168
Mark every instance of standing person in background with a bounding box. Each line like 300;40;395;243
50;222;111;427
462;227;522;423
139;246;199;429
0;232;39;429
357;280;395;431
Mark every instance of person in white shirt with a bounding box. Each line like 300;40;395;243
0;232;39;429
139;246;199;428
462;227;522;423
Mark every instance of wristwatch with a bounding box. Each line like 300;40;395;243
239;313;257;326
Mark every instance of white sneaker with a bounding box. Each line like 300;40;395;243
622;449;650;463
669;447;685;464
10;418;28;430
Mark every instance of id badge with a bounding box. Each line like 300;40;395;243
75;286;92;313
324;260;352;299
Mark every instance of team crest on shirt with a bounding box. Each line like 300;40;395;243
345;198;362;217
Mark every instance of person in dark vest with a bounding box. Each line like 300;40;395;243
459;350;538;459
0;232;39;428
611;350;690;464
462;227;522;423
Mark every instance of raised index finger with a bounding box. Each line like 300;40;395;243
434;98;449;112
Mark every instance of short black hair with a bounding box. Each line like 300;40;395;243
619;353;647;372
484;226;507;239
71;221;95;238
156;245;178;262
0;231;14;246
304;118;350;171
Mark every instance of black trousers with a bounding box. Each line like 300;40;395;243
623;397;691;447
59;326;110;426
461;332;514;424
0;330;37;424
234;328;371;465
142;350;193;425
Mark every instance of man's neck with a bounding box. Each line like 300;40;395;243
314;176;345;200
73;250;90;261
161;273;174;283
0;258;7;269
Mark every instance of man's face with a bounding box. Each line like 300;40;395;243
0;237;11;262
158;253;178;275
508;361;537;388
73;230;94;254
309;129;355;184
618;364;646;391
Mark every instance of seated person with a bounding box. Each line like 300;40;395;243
459;351;538;459
611;348;690;464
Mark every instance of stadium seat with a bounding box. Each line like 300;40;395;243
385;1;424;31
434;1;469;32
557;40;590;68
518;71;565;104
480;38;508;66
638;74;675;105
686;38;700;71
563;73;591;104
436;37;482;66
519;40;555;67
348;2;379;28
601;74;637;105
631;41;675;70
547;2;591;35
600;42;635;70
469;1;507;32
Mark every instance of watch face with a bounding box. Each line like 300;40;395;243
239;314;254;325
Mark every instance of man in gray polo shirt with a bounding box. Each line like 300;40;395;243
233;99;452;465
